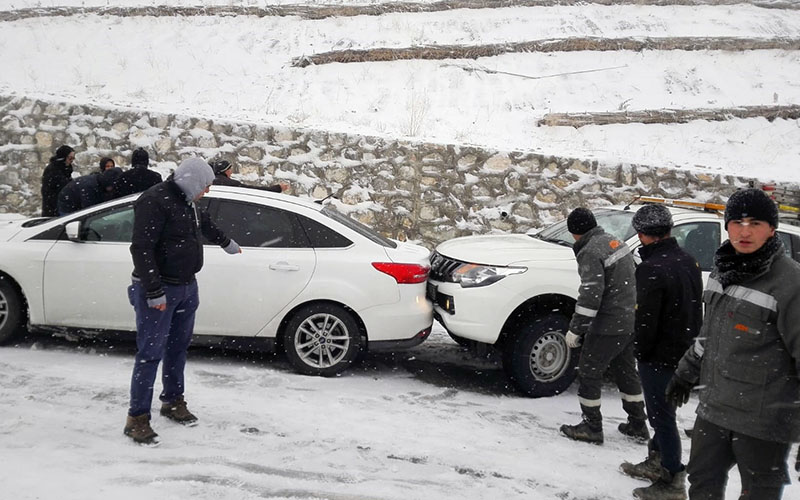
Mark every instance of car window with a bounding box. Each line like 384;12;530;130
213;200;309;248
83;205;135;242
533;209;636;247
673;222;720;272
777;231;794;260
321;206;397;248
296;213;352;248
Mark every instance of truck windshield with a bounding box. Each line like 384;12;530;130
532;209;636;248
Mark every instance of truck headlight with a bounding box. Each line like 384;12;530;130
452;264;526;288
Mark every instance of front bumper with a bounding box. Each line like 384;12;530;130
427;279;509;344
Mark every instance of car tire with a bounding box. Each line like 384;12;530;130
283;303;363;377
502;313;579;398
447;331;473;348
0;277;26;345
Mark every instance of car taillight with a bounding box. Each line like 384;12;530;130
371;262;430;284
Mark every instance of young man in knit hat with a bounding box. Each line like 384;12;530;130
559;207;648;445
620;204;703;500
124;157;241;446
667;188;800;499
114;147;163;197
210;159;288;193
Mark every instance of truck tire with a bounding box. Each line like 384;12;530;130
502;313;580;398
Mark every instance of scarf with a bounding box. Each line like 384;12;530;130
713;235;783;288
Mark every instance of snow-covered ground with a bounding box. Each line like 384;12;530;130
4;324;790;500
1;1;799;180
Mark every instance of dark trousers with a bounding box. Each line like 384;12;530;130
639;361;682;474
687;416;790;500
577;334;644;426
127;280;199;417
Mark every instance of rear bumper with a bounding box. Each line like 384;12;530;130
358;285;433;343
369;325;432;351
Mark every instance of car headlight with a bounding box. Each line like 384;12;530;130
452;263;526;288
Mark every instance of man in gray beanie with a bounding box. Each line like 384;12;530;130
124;157;241;446
560;207;647;445
668;188;800;500
621;204;702;500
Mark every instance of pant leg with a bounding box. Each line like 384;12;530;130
159;281;200;404
577;334;628;426
732;432;790;500
687;416;736;500
638;361;681;474
607;337;646;422
128;281;177;417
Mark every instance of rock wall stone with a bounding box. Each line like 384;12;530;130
0;94;759;247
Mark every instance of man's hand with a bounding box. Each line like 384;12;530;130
665;375;694;408
223;239;242;254
565;331;582;349
147;294;167;311
279;182;290;192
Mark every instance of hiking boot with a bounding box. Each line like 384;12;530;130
560;420;604;444
621;450;663;482
633;469;687;500
619;419;650;443
124;413;159;446
160;396;198;426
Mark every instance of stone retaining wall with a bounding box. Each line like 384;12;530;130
0;94;752;247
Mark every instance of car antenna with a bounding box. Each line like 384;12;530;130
623;195;642;211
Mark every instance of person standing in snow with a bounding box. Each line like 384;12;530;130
210;159;288;193
124;157;241;446
620;204;702;500
56;167;123;216
667;188;800;500
114;148;162;197
560;207;648;445
40;144;75;217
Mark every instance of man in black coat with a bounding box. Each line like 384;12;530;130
123;157;241;446
40;145;75;217
114;148;162;197
621;204;702;500
57;167;123;216
210;159;287;192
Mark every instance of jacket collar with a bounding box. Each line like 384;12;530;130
713;235;783;287
638;237;679;261
572;226;604;255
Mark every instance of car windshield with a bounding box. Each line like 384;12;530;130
321;206;397;248
532;209;636;248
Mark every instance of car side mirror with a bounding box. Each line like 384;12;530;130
65;221;82;242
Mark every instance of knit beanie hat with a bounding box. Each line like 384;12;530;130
724;188;779;229
567;207;597;235
174;157;215;202
632;204;673;237
131;148;149;168
211;160;232;175
55;145;74;161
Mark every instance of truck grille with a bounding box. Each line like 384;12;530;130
429;251;464;282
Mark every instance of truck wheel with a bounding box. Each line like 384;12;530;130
502;313;579;398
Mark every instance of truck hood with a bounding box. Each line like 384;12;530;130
435;234;574;266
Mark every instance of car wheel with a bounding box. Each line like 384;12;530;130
447;331;473;348
0;277;26;344
283;303;363;377
502;313;579;398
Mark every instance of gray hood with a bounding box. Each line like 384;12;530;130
174;157;214;202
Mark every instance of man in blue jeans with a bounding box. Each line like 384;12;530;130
124;157;241;445
620;204;702;500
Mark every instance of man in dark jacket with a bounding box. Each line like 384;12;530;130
98;157;115;173
668;189;800;500
560;207;648;445
620;204;702;500
210;159;287;192
40;145;75;217
114;148;162;197
123;157;241;446
57;167;123;216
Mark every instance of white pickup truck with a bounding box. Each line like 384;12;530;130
427;202;800;397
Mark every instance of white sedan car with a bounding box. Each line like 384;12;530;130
0;186;433;376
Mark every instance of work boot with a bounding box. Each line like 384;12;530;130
619;419;650;442
632;468;687;500
124;414;159;446
620;450;663;481
160;396;198;426
560;420;604;444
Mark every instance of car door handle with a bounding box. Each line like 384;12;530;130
269;262;300;272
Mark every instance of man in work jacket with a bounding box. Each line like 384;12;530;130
621;204;702;500
560;207;648;445
668;188;800;500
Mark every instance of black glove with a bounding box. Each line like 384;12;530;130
665;375;694;409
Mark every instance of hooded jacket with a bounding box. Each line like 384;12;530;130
634;237;703;366
569;226;636;337
114;165;162;197
675;237;800;443
40;148;74;217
